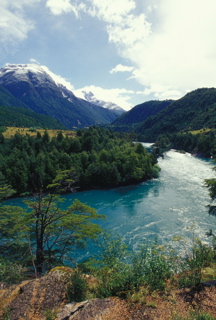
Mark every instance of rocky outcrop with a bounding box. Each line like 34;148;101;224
1;271;216;320
56;299;115;320
0;274;65;320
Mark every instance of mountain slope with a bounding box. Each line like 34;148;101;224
135;88;216;141
0;85;64;129
0;105;65;129
112;100;173;126
75;90;125;116
0;64;120;129
0;84;31;109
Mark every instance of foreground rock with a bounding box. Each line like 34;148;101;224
1;271;216;320
56;299;115;320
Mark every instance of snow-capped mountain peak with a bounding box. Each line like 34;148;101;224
0;64;74;92
74;89;125;115
0;63;125;116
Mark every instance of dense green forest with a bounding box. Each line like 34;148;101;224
110;100;173;132
106;88;216;157
0;126;159;195
135;88;216;142
153;130;216;157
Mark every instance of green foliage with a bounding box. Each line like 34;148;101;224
205;178;216;202
130;242;173;291
94;236;173;298
0;194;104;274
173;312;216;320
66;268;88;302
177;240;215;287
159;130;216;157
0;126;158;195
152;164;161;178
0;260;26;284
111;100;172;130
47;168;79;193
44;309;58;320
135;88;216;142
2;308;11;320
0;103;64;129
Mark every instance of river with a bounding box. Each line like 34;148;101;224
6;148;216;260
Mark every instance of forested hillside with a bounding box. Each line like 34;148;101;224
111;100;172;131
0;127;159;195
0;85;65;129
0;105;65;129
135;88;216;141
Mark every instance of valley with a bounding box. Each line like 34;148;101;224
1;63;216;320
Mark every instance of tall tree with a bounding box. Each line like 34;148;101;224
0;193;104;274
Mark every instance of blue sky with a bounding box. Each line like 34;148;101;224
1;0;216;110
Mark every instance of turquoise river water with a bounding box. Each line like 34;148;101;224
6;147;216;260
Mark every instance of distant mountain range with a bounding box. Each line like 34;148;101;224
1;64;215;140
110;88;216;141
0;64;125;129
76;90;124;116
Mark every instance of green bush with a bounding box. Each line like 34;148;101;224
130;242;173;291
173;312;216;320
66;268;88;302
0;260;26;284
178;240;215;287
95;237;173;297
44;309;58;320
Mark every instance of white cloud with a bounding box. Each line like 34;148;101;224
29;58;40;65
87;0;136;23
0;0;79;51
0;1;40;50
83;0;216;100
74;85;134;110
41;65;75;91
128;0;216;98
86;0;151;50
109;64;135;74
46;0;78;16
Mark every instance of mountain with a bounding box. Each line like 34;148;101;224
112;100;173;126
0;64;121;129
0;85;65;129
135;88;216;141
76;90;125;116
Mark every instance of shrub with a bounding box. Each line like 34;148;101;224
96;237;173;297
173;312;216;320
178;240;215;287
0;260;26;284
66;268;88;302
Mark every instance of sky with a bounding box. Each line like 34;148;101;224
1;0;216;110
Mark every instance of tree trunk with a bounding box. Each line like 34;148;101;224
36;245;44;275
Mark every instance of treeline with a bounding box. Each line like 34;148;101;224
154;130;216;157
0;126;159;195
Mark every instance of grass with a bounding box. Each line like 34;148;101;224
2;127;76;139
189;128;211;135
